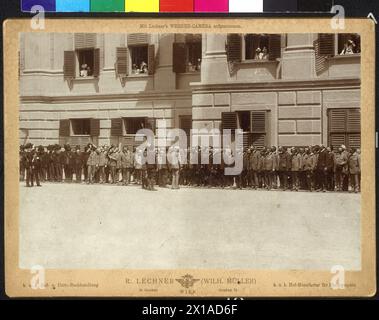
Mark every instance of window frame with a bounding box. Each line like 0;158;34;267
70;118;92;136
128;44;149;77
124;117;147;135
184;37;202;73
335;33;361;57
328;108;361;150
242;33;281;63
76;48;95;78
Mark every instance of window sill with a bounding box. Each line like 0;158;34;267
126;74;152;79
328;54;361;60
178;71;201;75
71;135;91;137
72;76;98;82
239;59;280;65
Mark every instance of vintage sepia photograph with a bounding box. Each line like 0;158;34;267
19;31;362;269
4;18;375;297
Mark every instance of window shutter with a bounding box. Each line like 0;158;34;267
268;34;281;60
347;109;360;132
116;47;128;77
127;33;149;45
251;134;266;149
314;38;328;74
330;133;346;150
318;33;335;56
63;51;76;79
93;48;100;77
222;112;237;130
251;111;266;132
226;34;242;62
111;118;123;136
59;120;70;137
148;44;155;75
251;111;267;148
90;119;100;136
329;109;347;132
75;33;96;49
145;118;156;133
173;42;187;73
329;108;360;149
238;132;252;150
347;133;361;149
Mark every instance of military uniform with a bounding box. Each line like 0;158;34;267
87;149;99;184
334;150;348;191
291;151;302;191
30;151;42;187
348;151;360;192
121;149;134;186
72;148;83;183
303;152;316;191
278;150;291;190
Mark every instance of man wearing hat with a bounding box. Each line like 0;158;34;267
290;147;302;191
315;145;328;192
86;145;99;184
30;146;42;187
19;145;26;182
348;147;360;193
72;145;83;183
21;143;33;187
334;145;349;191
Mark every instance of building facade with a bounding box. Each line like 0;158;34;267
19;32;361;150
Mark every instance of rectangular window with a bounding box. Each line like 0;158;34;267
130;45;149;75
71;119;91;135
124;117;147;134
173;34;202;73
77;49;94;77
245;34;269;60
338;33;361;55
222;111;269;149
185;35;202;72
328;108;361;149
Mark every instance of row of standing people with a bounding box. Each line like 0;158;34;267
20;143;361;193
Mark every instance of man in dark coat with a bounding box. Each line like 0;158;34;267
21;143;33;187
30;149;42;187
72;146;83;183
316;145;328;192
278;147;291;190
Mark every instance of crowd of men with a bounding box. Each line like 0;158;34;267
20;143;361;193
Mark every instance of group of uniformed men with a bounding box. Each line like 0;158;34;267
20;142;361;193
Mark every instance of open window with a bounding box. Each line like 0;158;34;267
124;117;148;135
227;34;281;63
78;49;94;77
221;111;269;149
125;33;155;76
338;34;361;55
315;33;361;58
64;33;100;80
59;118;100;137
71;119;91;135
173;34;202;73
130;45;149;75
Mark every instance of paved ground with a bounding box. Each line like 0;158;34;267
19;182;361;270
